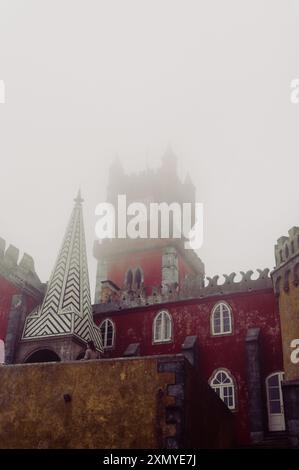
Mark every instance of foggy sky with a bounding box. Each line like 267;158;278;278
1;0;299;297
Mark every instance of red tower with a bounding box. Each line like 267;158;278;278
93;149;205;303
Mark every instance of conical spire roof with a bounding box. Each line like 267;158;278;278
23;193;102;351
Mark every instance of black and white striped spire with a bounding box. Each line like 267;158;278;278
22;192;103;351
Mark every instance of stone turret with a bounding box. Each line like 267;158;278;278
272;226;299;448
0;237;44;297
274;226;299;269
0;238;45;365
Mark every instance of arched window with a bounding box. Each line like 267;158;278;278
99;319;115;349
285;244;289;259
134;267;143;289
125;269;133;290
210;369;236;410
211;302;232;335
153;310;172;343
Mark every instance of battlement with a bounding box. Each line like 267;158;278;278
93;268;272;313
107;150;196;207
0;237;45;298
183;268;272;297
274;226;299;268
271;227;299;296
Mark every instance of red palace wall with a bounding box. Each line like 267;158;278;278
94;288;282;445
0;275;39;342
0;276;19;341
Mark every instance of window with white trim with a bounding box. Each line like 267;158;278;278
99;318;115;349
153;310;172;343
210;369;236;410
211;302;232;335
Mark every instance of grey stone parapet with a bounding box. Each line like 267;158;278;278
0;237;45;298
93;268;272;313
181;268;272;297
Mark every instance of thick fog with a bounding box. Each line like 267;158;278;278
1;1;299;296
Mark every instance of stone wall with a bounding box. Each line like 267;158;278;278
0;355;234;449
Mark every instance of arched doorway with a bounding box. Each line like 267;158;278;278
25;349;61;364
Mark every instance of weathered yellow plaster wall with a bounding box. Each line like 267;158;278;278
279;284;299;380
0;355;234;449
0;357;175;449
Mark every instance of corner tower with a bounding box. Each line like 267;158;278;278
16;192;102;363
272;226;299;447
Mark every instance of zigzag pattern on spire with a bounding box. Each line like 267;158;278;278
22;194;102;351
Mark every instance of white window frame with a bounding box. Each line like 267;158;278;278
153;310;173;343
210;369;236;410
99;318;115;349
266;371;286;432
211;302;232;336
